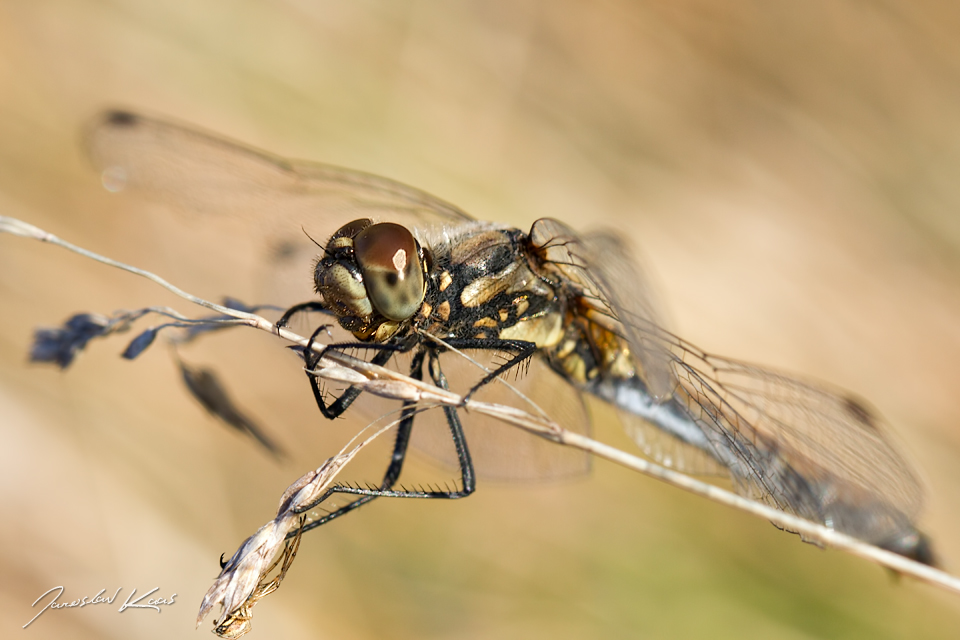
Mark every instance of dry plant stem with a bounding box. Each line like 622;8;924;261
211;518;305;639
198;418;399;633
3;214;958;595
0;217;263;323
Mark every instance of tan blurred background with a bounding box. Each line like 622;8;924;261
2;1;960;638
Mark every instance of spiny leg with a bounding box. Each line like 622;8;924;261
275;301;329;334
303;330;416;419
427;349;477;494
291;347;477;536
292;350;425;535
441;338;538;402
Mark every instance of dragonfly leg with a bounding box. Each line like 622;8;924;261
303;329;417;419
443;338;538;403
290;347;477;536
275;301;330;334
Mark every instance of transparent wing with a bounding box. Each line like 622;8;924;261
669;345;923;543
86;110;473;228
407;351;592;481
529;217;924;545
530;218;726;474
84;110;474;305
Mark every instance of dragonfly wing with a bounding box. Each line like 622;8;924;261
614;407;730;476
528;218;925;547
85;110;474;229
86;110;475;305
529;218;730;473
670;344;924;545
408;352;592;482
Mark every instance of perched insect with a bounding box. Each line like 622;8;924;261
86;110;934;565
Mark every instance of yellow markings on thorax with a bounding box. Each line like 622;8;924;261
461;275;507;308
438;271;453;292
460;262;525;308
436;300;451;322
498;312;563;348
549;318;637;385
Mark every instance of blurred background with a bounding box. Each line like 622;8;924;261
2;1;960;638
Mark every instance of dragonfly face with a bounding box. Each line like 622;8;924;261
85;109;935;566
315;218;428;341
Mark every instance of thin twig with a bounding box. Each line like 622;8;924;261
197;417;399;635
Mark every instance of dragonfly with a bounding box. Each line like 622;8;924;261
85;110;934;565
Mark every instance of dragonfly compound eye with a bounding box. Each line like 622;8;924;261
353;222;426;321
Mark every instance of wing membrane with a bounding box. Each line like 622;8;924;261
85;110;473;229
408;351;592;481
84;109;475;306
669;345;923;541
530;217;924;545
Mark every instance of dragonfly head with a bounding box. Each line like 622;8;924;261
314;218;428;339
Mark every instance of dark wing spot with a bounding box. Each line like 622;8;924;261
103;110;139;127
270;239;299;264
843;396;877;431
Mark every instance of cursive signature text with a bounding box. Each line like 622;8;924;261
24;586;177;628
